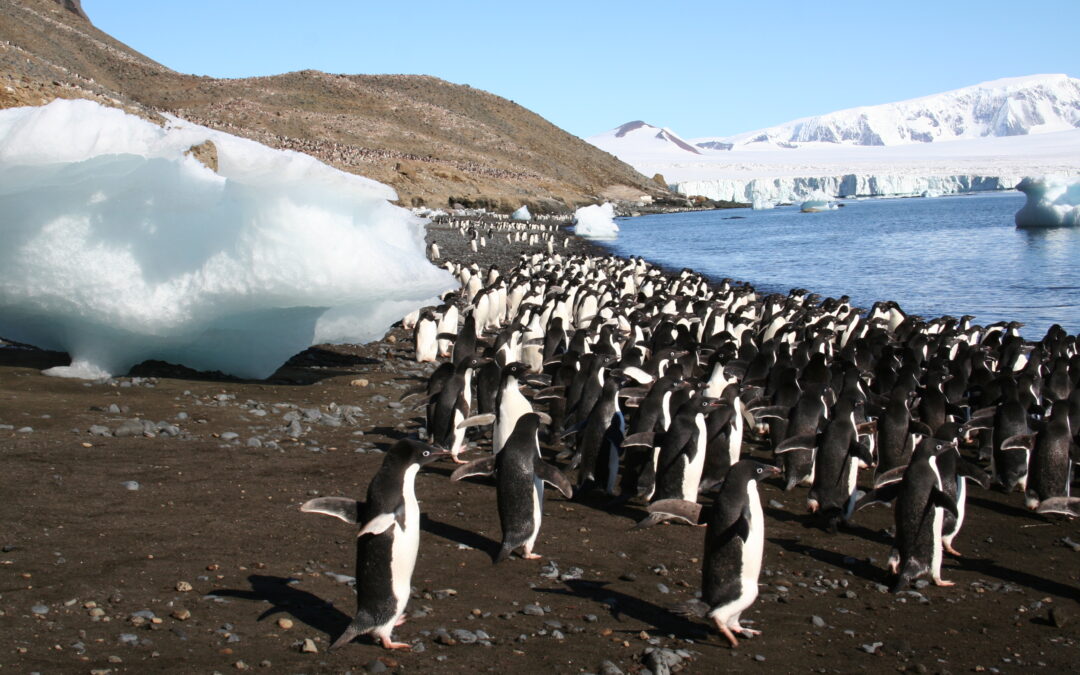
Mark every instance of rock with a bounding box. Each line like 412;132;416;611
860;641;883;654
350;379;370;387
522;604;545;616
451;628;478;644
31;604;49;616
366;659;388;673
811;615;826;628
300;638;318;653
175;581;193;592
184;140;219;172
600;660;624;675
121;481;140;491
89;425;111;436
220;432;239;441
277;618;293;630
114;419;146;438
118;633;139;645
1051;606;1071;628
171;609;191;621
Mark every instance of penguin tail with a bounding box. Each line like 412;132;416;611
493;544;513;564
329;623;364;651
673;599;710;619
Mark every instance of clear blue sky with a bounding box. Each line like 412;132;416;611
82;0;1080;140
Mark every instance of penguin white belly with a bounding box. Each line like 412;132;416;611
741;481;765;591
524;475;543;552
682;418;709;499
381;466;421;636
928;458;945;581
943;477;966;546
416;323;437;362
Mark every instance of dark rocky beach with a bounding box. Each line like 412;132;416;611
1;219;1078;675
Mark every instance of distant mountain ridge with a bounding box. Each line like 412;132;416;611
0;0;665;212
707;74;1080;149
589;74;1080;160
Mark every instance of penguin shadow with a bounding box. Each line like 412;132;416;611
420;513;500;559
536;579;711;642
967;494;1046;522
569;489;651;524
209;574;350;638
767;537;885;585
953;555;1080;602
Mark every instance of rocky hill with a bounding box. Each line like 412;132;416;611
0;0;666;211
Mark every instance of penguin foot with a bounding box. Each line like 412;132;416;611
933;578;955;587
450;456;469;465
521;552;542;560
716;623;740;648
943;543;962;557
395;614;408;627
379;636;412;650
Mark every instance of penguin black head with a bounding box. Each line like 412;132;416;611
388;439;449;467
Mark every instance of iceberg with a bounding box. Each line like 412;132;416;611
511;205;532;220
1014;176;1080;228
573;202;619;239
0;99;454;379
800;191;838;213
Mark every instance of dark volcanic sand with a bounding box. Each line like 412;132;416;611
1;222;1078;674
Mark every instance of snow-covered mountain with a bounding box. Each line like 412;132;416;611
589;120;701;158
705;74;1080;149
586;75;1080;203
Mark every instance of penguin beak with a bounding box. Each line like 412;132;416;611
420;449;451;465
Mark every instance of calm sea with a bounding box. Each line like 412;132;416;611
601;192;1079;340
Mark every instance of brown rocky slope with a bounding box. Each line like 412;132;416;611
0;0;668;211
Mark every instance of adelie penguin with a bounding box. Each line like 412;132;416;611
451;413;574;561
855;437;959;592
300;439;447;650
650;460;781;647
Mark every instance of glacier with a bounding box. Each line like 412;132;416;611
1014;176;1080;228
0;99;454;379
573;202;619;239
675;173;1022;204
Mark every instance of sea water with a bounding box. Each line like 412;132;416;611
602;192;1079;339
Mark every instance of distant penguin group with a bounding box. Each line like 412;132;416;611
302;210;1079;651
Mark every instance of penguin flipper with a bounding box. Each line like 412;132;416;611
535;460;574;499
622;432;658;449
450;457;496;481
300;497;362;524
931;487;960;518
621;366;654;385
749;405;790;421
458;413;497;429
645;498;703;526
358;511;399;537
775;433;816;454
534;386;566;401
957;460;991;489
1000;434;1036;452
1035;497;1080;517
874;466;907;488
850;440;875;467
855;483;900;511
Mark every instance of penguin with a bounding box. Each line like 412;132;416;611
801;391;874;532
935;434;990;556
636;393;719;512
429;355;484;463
413;310;439;363
856;437;959;592
451;413;573;561
652;460;781;647
569;375;626;495
1025;400;1079;510
300;439;447;650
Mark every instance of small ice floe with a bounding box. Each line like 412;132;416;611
1014;175;1080;228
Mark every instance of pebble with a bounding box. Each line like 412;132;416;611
600;660;624;675
860;641;883;654
171;609;191;621
300;638;318;653
366;659;388;673
522;604;545;616
118;633;139;645
277;618;294;630
350;378;369;387
811;615;826;628
89;425;111;436
176;581;193;592
121;481;140;491
768;499;784;509
451;629;478;644
31;604;49;616
17;426;33;433
220;432;239;441
657;583;670;594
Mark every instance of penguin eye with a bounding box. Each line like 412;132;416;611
756;467;762;474
422;450;430;457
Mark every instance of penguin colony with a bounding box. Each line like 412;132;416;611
307;213;1079;651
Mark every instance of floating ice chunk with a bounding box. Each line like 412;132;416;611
752;196;775;210
0;100;453;379
511;205;532;220
573;202;619;239
1014;175;1080;228
800;190;838;212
